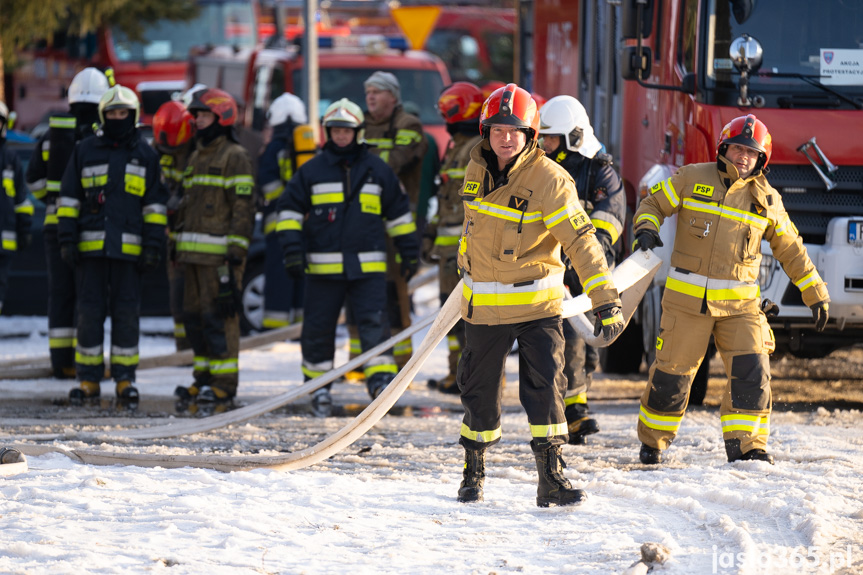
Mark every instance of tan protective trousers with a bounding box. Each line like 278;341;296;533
637;303;775;459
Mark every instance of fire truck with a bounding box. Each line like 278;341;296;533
187;35;452;151
519;0;863;383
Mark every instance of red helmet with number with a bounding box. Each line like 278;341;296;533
187;88;238;127
153;101;195;150
717;114;772;169
480;83;540;140
437;82;484;124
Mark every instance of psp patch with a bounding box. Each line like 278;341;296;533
463;180;481;196
569;212;589;229
693;183;714;197
508;196;528;211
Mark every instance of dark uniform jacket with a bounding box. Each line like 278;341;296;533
57;130;167;261
275;144;419;280
364;105;427;209
258;122;297;235
175;135;256;266
1;143;33;253
553;149;625;259
633;157;830;316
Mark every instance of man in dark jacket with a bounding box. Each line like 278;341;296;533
58;85;167;405
276;98;419;416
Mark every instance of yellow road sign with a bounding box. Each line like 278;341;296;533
390;6;442;51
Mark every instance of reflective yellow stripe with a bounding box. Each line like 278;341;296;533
794;272;820;292
582;272;611;295
529;422;569;438
638;405;682;431
666;276;706;299
682;198;769;229
460;423;502;443
564;393;587;406
79;240;104;252
660;179;679;208
467;199;544;224
110;354;140;366
635;213;661;231
210;358;239;374
591;217;620;244
75;351;104;365
720;413;769;434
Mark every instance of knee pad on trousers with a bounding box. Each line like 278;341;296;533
646;369;691;412
730;353;770;411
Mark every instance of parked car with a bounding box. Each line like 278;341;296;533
4;136;267;334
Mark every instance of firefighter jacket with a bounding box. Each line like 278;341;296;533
156;141;192;232
57;130;167;261
553;149;626;255
457;139;620;325
275;144;419;281
1;142;33;253
175;135;256;266
633;157;830;316
364;105;427;208
26;114;98;228
427;131;482;258
258;121;297;236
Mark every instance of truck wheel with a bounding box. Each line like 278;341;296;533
240;258;265;335
599;321;645;374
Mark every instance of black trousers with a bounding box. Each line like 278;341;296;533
75;258;141;383
44;227;77;376
301;275;393;383
458;316;568;451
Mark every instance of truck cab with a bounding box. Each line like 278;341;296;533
619;0;863;360
188;36;451;152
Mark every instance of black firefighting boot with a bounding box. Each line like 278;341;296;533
115;380;140;410
639;443;663;465
310;387;333;418
69;381;101;405
565;403;599;445
0;447;23;464
457;449;486;503
532;441;587;507
725;439;775;465
367;372;394;400
437;374;460;395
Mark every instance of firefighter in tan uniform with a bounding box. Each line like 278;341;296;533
422;82;484;394
633;115;830;466
173;89;255;404
152;100;196;351
454;84;624;507
361;71;426;370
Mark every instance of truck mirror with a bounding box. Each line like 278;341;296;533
621;0;654;40
621;46;652;81
681;73;696;94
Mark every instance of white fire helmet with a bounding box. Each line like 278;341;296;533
538;95;602;157
267;92;308;126
68;68;111;105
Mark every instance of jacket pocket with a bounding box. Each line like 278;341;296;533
686;215;714;240
669;252;701;274
759;312;776;355
655;312;675;363
499;222;521;262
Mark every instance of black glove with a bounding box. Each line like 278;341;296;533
138;246;161;273
633;228;663;252
283;251;305;280
226;246;245;267
810;301;829;332
60;243;79;268
215;265;238;318
592;303;625;342
761;299;780;318
401;257;419;283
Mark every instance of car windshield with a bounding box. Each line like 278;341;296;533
706;0;863;104
110;1;256;63
293;68;446;126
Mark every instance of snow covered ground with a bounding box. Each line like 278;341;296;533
1;285;862;574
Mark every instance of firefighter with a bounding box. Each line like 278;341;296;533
26;67;110;379
276;98;419;416
258;92;315;330
538;95;627;445
455;84;624;506
422;82;484;394
359;71;425;371
633;114;830;466
0;101;34;315
58;85;167;405
152;100;196;351
173;89;255;404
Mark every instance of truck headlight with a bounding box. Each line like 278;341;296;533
759;254;776;291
